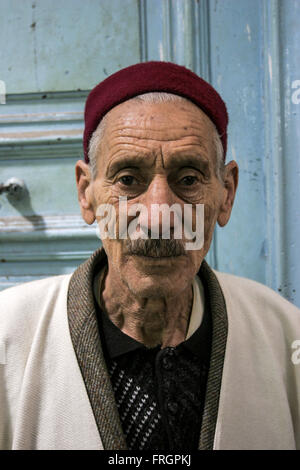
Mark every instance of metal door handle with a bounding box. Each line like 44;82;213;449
0;178;26;199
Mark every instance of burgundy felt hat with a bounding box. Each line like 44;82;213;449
83;61;228;162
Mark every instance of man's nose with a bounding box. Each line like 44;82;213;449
137;176;178;237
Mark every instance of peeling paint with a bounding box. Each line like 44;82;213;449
0;111;83;123
268;53;272;82
246;23;251;42
0;129;82;139
159;41;164;61
231;145;237;161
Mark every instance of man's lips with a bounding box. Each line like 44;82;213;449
130;253;184;259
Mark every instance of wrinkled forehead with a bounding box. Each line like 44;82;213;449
89;99;219;178
100;97;217;145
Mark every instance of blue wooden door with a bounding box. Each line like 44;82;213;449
0;0;299;307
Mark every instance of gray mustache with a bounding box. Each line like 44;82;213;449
124;238;186;258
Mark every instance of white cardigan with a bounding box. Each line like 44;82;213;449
0;270;299;450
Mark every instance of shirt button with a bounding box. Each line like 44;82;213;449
162;356;173;370
167;401;178;415
164;379;171;388
167;347;177;357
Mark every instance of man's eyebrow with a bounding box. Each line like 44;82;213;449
106;155;153;176
106;151;211;176
165;153;210;171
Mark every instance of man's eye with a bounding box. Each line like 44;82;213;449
119;175;136;186
180;176;198;186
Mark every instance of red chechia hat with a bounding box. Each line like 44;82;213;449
83;61;228;162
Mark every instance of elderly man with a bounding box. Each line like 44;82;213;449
0;62;300;451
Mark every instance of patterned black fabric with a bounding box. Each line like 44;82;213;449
96;273;212;451
107;347;209;451
108;349;163;450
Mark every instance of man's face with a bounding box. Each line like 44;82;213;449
77;99;237;299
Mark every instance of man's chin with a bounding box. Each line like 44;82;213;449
121;255;190;297
125;276;179;299
127;253;186;266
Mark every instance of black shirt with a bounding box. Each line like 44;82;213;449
95;272;212;451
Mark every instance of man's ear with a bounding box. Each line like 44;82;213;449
217;160;239;227
75;160;96;225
